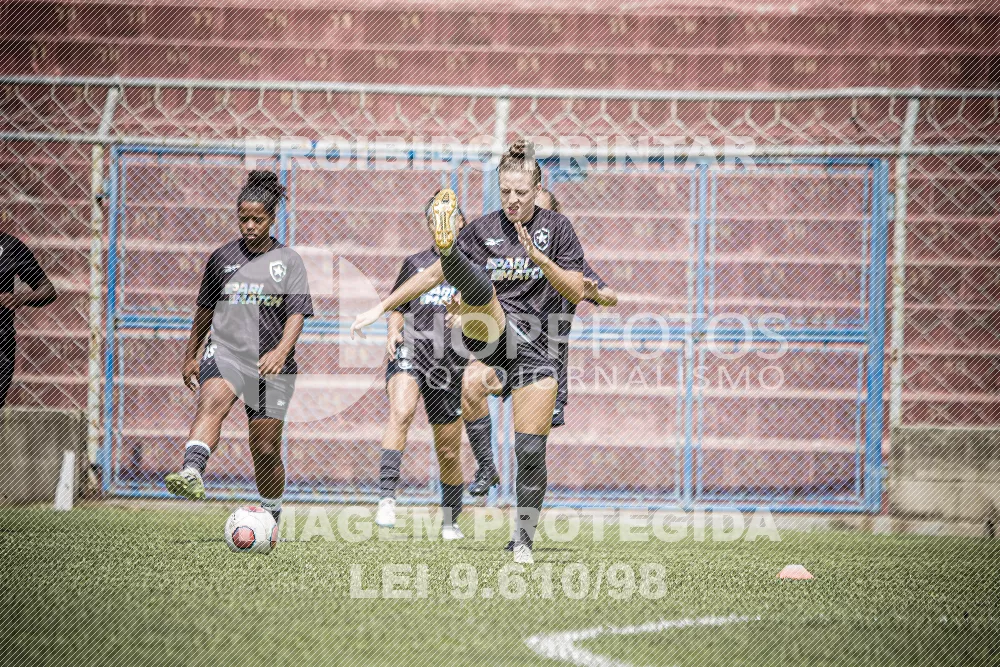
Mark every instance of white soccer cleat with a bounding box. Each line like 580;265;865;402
513;544;534;565
442;523;465;541
376;497;396;528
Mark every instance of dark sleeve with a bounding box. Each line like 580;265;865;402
283;250;313;318
391;257;416;314
9;237;47;289
581;260;608;306
195;250;223;310
552;216;585;273
582;260;607;288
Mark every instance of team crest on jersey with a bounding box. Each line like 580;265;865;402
269;260;286;283
532;227;551;251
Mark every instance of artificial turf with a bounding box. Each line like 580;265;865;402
2;503;998;666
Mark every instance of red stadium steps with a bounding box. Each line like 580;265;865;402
4;2;998;88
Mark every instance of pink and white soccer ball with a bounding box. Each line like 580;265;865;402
224;505;278;554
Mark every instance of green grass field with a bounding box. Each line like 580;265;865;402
3;503;999;666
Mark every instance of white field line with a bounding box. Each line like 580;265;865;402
525;614;760;667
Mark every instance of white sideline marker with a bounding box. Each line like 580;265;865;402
525;614;759;667
53;450;76;512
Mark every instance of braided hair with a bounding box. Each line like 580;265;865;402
497;139;542;186
237;170;285;216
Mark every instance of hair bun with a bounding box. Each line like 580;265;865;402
507;139;531;160
246;170;280;189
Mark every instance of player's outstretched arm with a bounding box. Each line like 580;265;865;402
584;280;618;307
182;306;214;391
351;260;445;338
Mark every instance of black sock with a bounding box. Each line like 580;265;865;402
183;441;210;475
514;432;548;546
441;483;464;524
465;416;495;473
440;248;494;306
379;449;403;498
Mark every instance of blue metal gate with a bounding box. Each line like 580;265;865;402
101;145;889;512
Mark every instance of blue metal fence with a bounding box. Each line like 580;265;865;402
101;145;889;512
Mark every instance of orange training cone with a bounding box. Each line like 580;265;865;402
778;564;814;580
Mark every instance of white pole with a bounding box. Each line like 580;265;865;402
54;450;77;511
888;98;921;429
494;95;510;157
85;87;120;491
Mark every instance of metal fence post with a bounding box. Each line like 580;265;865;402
887;98;920;430
483;95;510;213
85;87;120;492
864;160;893;512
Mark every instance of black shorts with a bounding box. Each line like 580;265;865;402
385;359;463;425
200;344;295;422
550;402;566;428
462;320;559;399
0;349;14;410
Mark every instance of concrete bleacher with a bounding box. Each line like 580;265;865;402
3;1;999;88
2;0;998;499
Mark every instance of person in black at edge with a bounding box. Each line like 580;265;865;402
164;171;313;531
352;140;586;565
374;192;468;541
0;233;58;409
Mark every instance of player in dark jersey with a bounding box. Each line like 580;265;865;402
460;188;618;550
352;141;586;564
375;193;468;540
0;233;58;409
165;171;313;528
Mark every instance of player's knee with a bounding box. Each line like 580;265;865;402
437;443;461;468
463;367;493;400
514;432;547;464
199;394;231;416
250;437;281;459
389;402;417;427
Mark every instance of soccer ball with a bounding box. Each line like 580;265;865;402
224;505;278;554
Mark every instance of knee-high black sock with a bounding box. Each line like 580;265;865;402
379;449;403;498
514;432;548;546
465;415;495;473
440;248;494;306
441;483;464;524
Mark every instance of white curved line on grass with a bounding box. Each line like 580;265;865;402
525;614;760;667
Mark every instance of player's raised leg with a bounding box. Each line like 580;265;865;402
431;189;506;345
376;372;421;527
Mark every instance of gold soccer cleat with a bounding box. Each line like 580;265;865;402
432;188;458;253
